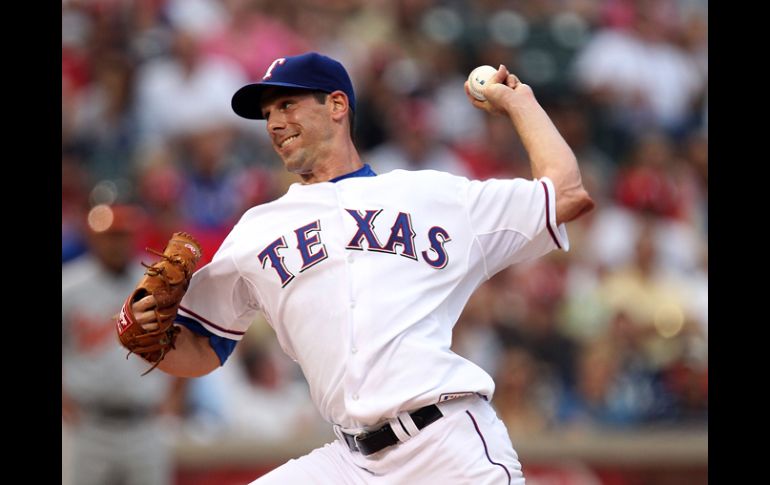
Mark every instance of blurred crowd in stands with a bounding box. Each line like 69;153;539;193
62;0;707;444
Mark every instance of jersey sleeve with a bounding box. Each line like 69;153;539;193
464;176;569;278
176;235;260;360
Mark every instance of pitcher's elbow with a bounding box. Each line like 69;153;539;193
576;189;595;218
557;188;595;225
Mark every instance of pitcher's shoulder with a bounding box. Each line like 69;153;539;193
378;168;470;186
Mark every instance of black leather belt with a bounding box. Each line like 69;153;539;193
341;404;443;456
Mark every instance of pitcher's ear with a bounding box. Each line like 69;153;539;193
329;91;349;119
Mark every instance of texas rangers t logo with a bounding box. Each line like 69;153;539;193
263;58;286;80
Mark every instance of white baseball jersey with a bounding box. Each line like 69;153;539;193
178;168;568;430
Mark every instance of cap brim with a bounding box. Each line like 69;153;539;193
231;82;328;120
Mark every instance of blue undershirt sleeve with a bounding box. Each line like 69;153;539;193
174;314;238;366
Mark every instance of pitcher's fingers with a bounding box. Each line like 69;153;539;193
492;64;509;83
506;73;520;89
142;323;159;331
464;80;489;109
133;294;157;312
134;309;157;324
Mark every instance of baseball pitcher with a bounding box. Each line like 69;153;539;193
117;52;594;484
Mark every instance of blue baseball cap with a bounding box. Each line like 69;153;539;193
231;52;356;120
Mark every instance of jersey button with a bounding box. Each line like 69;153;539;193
350;301;356;309
351;347;358;354
352;394;359;401
347;253;354;263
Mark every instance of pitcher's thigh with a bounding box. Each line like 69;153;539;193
250;440;370;485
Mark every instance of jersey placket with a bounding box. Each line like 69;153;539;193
333;184;365;407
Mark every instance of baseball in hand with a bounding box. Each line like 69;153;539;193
467;65;498;101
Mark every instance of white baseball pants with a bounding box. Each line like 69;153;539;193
251;395;525;484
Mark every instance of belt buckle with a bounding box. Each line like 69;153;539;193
353;430;369;445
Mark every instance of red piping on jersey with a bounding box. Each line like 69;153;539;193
541;181;562;249
179;305;246;336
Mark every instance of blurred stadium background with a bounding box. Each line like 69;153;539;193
62;0;707;484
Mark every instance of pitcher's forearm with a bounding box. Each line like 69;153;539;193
505;87;580;190
503;86;594;224
155;326;221;378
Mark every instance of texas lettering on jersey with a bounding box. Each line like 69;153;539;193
258;209;452;287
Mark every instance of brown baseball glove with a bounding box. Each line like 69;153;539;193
117;232;202;375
